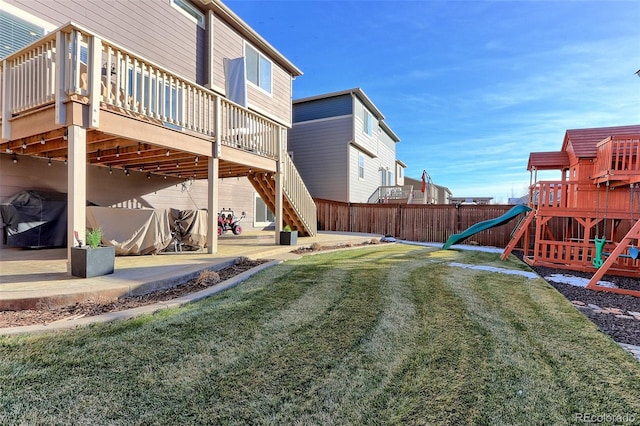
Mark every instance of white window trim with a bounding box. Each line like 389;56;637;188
363;110;373;137
171;0;205;29
254;193;275;227
358;152;365;180
0;0;56;32
244;42;273;96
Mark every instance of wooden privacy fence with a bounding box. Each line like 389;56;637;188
315;198;525;248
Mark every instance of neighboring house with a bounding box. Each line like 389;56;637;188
403;177;452;204
508;195;528;205
0;0;316;261
448;197;493;205
287;88;405;203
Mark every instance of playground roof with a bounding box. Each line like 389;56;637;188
527;151;570;171
562;124;640;158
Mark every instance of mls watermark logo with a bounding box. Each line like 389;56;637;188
575;413;636;423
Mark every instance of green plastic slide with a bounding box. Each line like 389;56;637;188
442;204;532;250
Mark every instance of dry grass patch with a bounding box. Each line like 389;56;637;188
2;245;640;424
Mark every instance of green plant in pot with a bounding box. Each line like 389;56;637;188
71;227;115;278
85;227;104;248
279;224;298;245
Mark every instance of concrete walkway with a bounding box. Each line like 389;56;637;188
0;231;380;313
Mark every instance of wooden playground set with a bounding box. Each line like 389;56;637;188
502;125;640;296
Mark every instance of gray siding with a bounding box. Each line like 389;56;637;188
353;99;379;157
211;14;294;127
348;145;379;203
377;136;396;185
6;0;205;83
6;1;295;125
288;117;351;202
349;111;396;203
396;162;405;186
293;94;352;123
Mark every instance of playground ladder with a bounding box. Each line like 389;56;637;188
586;218;640;293
501;212;534;261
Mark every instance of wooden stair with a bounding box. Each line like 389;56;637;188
248;171;315;237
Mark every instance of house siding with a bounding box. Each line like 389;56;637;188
348;145;379;203
352;99;379;157
293;94;352;123
287;117;351;202
211;14;293;127
7;1;294;126
396;162;405;186
377;132;396;184
5;0;205;83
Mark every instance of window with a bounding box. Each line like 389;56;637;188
245;43;272;93
358;153;365;179
388;170;394;186
0;10;45;59
363;111;373;136
171;0;205;28
255;194;274;226
380;168;387;186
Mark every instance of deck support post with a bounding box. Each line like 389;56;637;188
207;155;219;254
206;97;222;254
67;125;87;273
274;128;284;244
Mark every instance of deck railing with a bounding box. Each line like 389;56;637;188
529;181;572;209
282;135;317;235
1;23;317;236
367;185;414;204
1;33;57;118
594;135;640;180
1;23;280;160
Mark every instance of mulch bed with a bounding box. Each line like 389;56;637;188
0;258;268;328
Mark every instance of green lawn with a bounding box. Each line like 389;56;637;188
2;244;640;425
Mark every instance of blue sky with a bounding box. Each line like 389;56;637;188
226;0;640;202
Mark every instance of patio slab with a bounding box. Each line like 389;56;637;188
0;231;379;310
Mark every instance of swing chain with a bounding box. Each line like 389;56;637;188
602;181;610;238
595;183;600;238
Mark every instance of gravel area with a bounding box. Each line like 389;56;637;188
522;258;640;346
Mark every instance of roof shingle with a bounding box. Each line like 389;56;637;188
562;125;640;158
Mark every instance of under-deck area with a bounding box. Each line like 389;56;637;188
1;23;316;272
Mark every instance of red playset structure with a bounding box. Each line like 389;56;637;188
502;125;640;296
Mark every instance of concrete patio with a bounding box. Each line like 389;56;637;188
0;231;381;311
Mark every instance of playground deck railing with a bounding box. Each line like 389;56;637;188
594;134;640;182
528;180;636;216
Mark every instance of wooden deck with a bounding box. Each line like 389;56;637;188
0;23;316;246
